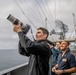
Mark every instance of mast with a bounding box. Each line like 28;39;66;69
73;13;76;48
45;18;47;29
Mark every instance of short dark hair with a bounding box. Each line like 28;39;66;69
56;41;61;44
65;41;70;45
37;27;49;38
61;40;70;45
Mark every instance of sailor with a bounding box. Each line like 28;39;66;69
52;40;76;75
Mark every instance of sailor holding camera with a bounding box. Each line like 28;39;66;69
13;21;51;75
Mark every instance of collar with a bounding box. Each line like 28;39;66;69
61;49;70;57
36;39;47;43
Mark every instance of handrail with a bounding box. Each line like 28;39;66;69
0;62;28;75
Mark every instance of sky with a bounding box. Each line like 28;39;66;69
0;0;76;49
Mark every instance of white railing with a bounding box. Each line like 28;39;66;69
0;62;28;75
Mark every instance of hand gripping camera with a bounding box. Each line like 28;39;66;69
7;14;30;34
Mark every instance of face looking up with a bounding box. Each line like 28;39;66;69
60;41;69;51
36;29;47;41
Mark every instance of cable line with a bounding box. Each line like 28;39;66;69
34;0;45;26
21;0;44;26
44;0;55;26
54;0;56;21
36;0;53;29
13;0;37;29
59;0;61;20
43;0;54;28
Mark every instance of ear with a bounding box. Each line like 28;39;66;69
66;45;69;48
44;34;47;38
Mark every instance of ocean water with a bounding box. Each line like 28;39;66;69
0;49;76;75
0;49;29;71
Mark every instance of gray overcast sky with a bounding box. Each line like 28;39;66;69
0;0;76;49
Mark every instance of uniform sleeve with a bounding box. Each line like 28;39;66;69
18;32;50;56
51;48;58;56
68;54;76;67
51;48;58;61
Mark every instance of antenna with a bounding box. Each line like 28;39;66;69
50;20;68;40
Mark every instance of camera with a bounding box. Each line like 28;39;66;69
7;14;30;34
